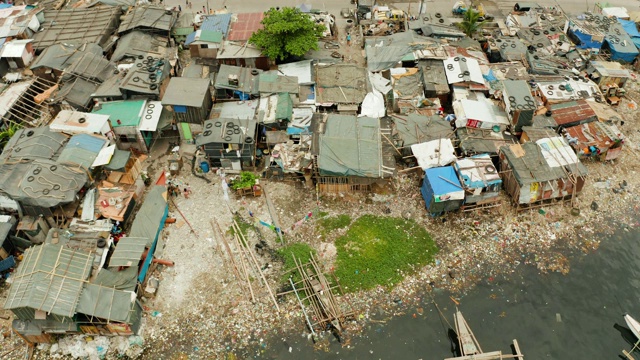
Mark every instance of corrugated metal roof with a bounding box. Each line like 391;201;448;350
58;133;107;169
4;244;93;318
201;13;232;35
227;12;264;41
162;77;209;107
200;30;223;43
109;237;148;267
185;31;197;45
549;100;597;127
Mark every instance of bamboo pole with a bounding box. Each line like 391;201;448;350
290;277;316;336
211;219;242;284
233;219;280;312
233;231;255;303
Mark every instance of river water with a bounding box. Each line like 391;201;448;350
261;225;640;359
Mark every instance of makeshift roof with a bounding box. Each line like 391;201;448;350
111;31;169;62
76;284;136;323
503;79;534;108
453;98;510;129
58;134;107;170
0;39;31;59
129;185;167;249
214;64;261;95
277;60;314;85
62;51;116;83
549;100;597;127
55;77;99;110
391;68;424;99
500;138;588;186
317;115;386;178
618;18;640;49
185;29;223;45
0;6;40;39
444;56;484;85
196;118;257;145
0;126;66;162
119;57;170;95
364;31;438;72
92;266;138;292
201;13;232;35
210;100;258;120
118;5;177;34
109;237;148;267
588;60;632;78
521;126;559;142
4;244;93;318
104;149;131;171
457;127;518;155
173;11;195;29
394;114;452;147
227;12;264;41
411;138;457;170
216;41;264;59
258;94;293;123
416;60;448;95
86;0;135;9
315;64;368;105
566;120;624;149
182;63;205;78
30;43;101;72
420;24;465;38
90;71;125;98
32;8;120;51
454;154;501;189
258;72;299;94
49;110;110;135
424;166;464;196
93;100;146;127
162;77;209;107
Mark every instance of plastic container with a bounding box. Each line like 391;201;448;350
200;161;210;173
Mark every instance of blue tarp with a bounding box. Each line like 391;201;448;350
570;25;603;49
0;4;12;9
0;256;15;273
185;31;197;46
420;166;464;216
618;18;640;49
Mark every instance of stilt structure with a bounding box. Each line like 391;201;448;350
445;308;524;360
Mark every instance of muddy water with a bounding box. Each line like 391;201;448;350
262;225;640;359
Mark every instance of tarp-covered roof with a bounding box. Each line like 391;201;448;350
62;51;116;83
214;64;262;95
129;185;167;247
31;43;102;72
119;56;171;95
92;266;138;292
32;8;120;51
317;115;384;178
277;60;313;85
424;166;465;197
109;237;147;267
76;284;136;322
258;72;299;94
55;77;100;110
93;99;146;127
395;114;452;147
0;126;67;162
4;244;93;318
365;31;437;72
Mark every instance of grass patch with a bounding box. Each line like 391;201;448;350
317;214;352;238
334;215;438;293
276;242;316;284
227;215;253;245
318;211;329;218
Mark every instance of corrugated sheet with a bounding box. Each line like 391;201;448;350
58;134;107;169
162;77;209;107
201;13;232;35
549;100;597;127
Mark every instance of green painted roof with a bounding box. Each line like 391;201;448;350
199;30;223;43
92;100;146;127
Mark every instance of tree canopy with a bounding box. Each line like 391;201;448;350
455;10;486;37
249;7;325;61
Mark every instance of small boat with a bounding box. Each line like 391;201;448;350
625;314;640;340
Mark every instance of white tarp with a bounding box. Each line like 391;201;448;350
138;101;162;131
602;7;629;19
411;138;457;170
81;188;96;222
359;91;386;118
537;137;579;168
92;144;116;167
368;72;392;94
443;56;484;85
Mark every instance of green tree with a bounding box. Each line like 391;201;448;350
456;9;486;37
249;7;325;61
0;123;19;150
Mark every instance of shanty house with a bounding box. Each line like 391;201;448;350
57;134;109;171
30;43;104;82
418;60;449;102
118;5;177;36
421;166;465;216
214;64;262;100
587;60;631;88
196;118;257;170
503;80;535;132
227;12;264;42
411;138;458;170
390;68;424;112
548;100;597;129
393;114;453;157
564;121;624;161
49;110;112;136
162;77;212;124
216;41;270;70
314;114;395;192
172;12;195;43
257;93;294;130
499;138;588;208
454;154;502;208
0;127;89;218
443;56;486;91
186;30;223;58
0;78;57;127
0;6;42;41
92;100;164;153
31;8;121;52
119;56;171;99
453;97;510;131
0;39;34;70
111;31;169;63
456;127;518;157
315;64;369;113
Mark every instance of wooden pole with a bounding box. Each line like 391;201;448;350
233;219;280;312
233;231;255;303
212;219;242;284
170;197;198;237
380;132;402;155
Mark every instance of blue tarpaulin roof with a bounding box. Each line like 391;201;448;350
185;31;196;45
618;18;640;49
425;166;462;196
201;13;232;35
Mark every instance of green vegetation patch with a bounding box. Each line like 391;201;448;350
317;214;352;238
277;242;316;284
334;215;438;293
230;172;257;190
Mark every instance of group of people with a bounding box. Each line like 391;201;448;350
167;181;192;199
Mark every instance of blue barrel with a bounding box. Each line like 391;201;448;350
200;161;210;173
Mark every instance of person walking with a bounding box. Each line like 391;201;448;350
346;33;351;46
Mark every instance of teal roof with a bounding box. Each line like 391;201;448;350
92;100;146;127
199;30;223;43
